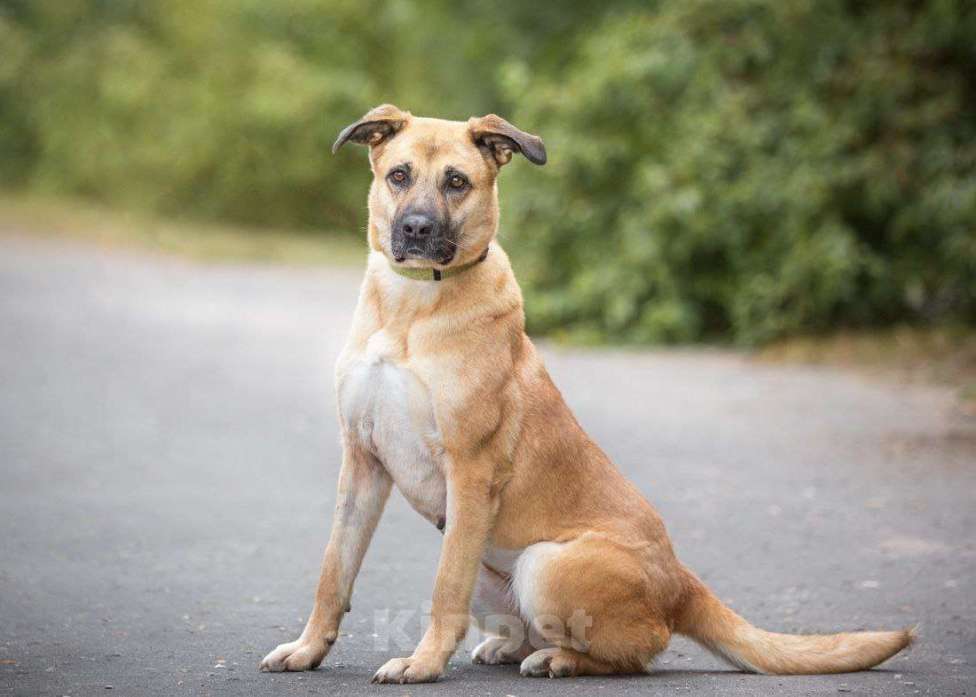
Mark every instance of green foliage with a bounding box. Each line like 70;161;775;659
502;0;976;343
0;0;603;228
3;0;392;227
1;0;974;343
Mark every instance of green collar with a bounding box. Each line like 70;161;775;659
388;247;489;282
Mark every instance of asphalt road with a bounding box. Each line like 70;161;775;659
1;234;973;697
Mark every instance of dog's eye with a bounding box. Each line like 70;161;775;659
389;169;408;185
447;174;467;190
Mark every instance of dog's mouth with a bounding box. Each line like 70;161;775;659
391;241;456;266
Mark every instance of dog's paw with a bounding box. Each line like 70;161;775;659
471;636;528;665
259;638;328;672
519;648;575;678
370;656;443;684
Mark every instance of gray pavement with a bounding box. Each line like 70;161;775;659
1;233;973;697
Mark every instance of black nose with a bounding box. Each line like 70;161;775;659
401;214;435;238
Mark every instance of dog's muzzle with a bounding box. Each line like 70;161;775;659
391;211;455;264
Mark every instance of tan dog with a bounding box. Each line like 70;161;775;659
259;105;913;683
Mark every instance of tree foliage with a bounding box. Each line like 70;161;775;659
502;0;976;343
2;0;974;343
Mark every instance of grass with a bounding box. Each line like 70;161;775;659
0;192;365;266
759;326;976;409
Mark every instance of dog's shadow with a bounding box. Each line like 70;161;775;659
287;663;911;690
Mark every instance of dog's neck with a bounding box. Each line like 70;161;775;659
386;247;490;282
361;241;524;332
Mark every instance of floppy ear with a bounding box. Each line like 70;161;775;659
468;114;547;166
332;104;411;154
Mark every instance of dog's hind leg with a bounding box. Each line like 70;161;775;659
519;646;634;677
511;536;674;677
469;565;534;665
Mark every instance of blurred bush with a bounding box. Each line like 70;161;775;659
1;0;974;343
0;0;603;228
503;0;976;343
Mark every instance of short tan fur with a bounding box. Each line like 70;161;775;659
260;105;914;682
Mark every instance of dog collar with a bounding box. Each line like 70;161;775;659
388;247;489;282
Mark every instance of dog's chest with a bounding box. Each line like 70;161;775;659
338;330;446;527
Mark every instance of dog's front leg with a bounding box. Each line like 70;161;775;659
371;463;496;684
261;442;392;672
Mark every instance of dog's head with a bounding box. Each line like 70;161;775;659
333;104;546;268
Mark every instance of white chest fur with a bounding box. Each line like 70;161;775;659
337;330;447;528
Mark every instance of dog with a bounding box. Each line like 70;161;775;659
259;104;914;683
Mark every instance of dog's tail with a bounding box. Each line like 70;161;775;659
674;570;915;675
